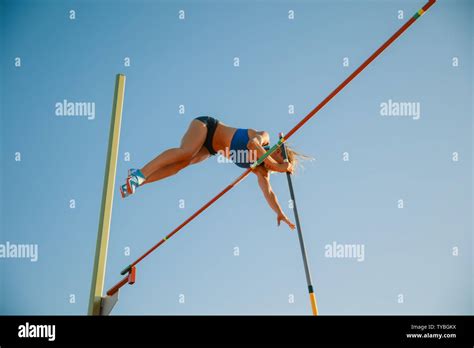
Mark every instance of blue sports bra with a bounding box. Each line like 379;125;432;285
229;129;270;168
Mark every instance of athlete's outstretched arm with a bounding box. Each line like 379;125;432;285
255;167;295;230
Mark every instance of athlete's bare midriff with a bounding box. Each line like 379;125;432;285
212;121;258;154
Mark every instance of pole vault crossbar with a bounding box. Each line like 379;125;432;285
104;0;436;304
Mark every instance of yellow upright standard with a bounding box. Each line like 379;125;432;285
88;74;126;315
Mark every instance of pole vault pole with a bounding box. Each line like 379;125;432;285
279;133;318;316
88;74;126;315
106;0;436;298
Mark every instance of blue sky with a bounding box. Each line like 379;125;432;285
0;0;472;315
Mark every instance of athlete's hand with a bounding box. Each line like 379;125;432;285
277;214;296;230
283;162;294;174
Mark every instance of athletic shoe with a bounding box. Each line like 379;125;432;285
126;168;146;194
120;183;130;198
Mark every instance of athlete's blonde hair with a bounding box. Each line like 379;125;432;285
282;143;313;173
